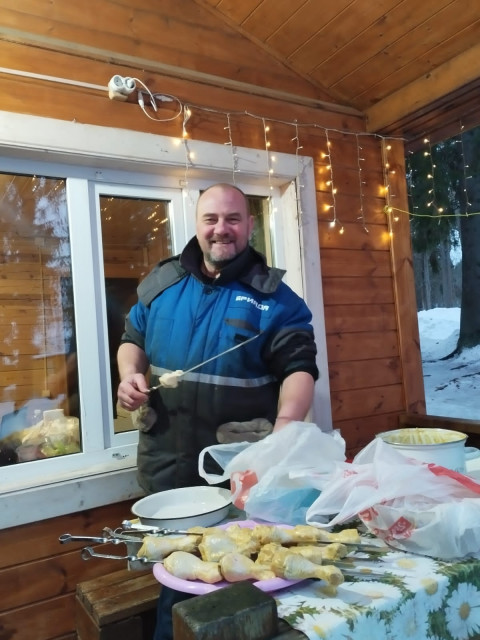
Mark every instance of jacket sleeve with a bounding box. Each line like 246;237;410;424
265;326;319;382
262;285;319;382
120;301;148;351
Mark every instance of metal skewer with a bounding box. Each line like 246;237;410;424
148;332;262;392
81;546;153;563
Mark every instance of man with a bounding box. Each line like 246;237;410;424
117;182;318;638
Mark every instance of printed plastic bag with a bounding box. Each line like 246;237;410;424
198;421;346;524
306;437;480;559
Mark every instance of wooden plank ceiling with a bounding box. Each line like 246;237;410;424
194;0;480;149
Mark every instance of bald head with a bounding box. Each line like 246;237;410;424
195;183;253;277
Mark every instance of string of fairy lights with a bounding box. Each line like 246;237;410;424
401;123;480;223
128;84;479;235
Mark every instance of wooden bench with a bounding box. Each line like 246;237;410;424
76;572;305;640
76;568;160;640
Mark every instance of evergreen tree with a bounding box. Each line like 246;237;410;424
457;128;480;351
407;127;480;353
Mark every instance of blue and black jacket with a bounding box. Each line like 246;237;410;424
122;237;319;493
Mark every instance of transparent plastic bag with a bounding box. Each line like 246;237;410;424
198;421;346;524
306;437;480;559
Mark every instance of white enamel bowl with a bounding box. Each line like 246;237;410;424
376;427;469;473
131;486;232;529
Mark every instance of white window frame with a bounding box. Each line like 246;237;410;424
0;111;331;528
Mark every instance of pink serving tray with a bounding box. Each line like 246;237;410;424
152;519;304;594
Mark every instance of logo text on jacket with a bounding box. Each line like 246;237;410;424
235;295;269;311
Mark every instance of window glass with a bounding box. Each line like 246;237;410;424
0;173;80;466
99;195;173;433
248;196;272;263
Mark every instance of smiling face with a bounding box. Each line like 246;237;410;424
196;184;254;276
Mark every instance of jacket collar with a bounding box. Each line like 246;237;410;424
179;237;285;294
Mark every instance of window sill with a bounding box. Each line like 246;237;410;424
1;464;144;529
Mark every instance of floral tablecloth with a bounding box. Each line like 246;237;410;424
275;549;480;640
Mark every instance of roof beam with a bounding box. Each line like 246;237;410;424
0;26;363;118
365;42;480;134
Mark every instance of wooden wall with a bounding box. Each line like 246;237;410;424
0;501;138;640
0;1;424;637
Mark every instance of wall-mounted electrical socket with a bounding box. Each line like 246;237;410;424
108;75;136;101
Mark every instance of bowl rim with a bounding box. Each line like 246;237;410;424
376;427;467;446
131;485;232;520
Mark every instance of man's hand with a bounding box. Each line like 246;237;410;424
117;343;150;411
117;373;149;411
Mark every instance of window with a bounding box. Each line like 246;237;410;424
0;174;81;462
0;111;330;527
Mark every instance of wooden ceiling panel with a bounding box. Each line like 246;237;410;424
311;0;455;93
350;20;480;109
287;0;402;74
193;0;480;142
264;0;354;61
214;0;263;24
347;7;480;104
241;0;312;44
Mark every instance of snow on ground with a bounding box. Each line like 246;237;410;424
418;307;480;419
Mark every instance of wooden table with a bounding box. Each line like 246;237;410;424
171;545;480;639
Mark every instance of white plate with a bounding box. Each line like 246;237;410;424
152;520;304;594
131;486;232;529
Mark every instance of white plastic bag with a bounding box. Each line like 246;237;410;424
306;437;480;559
198;421;346;524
